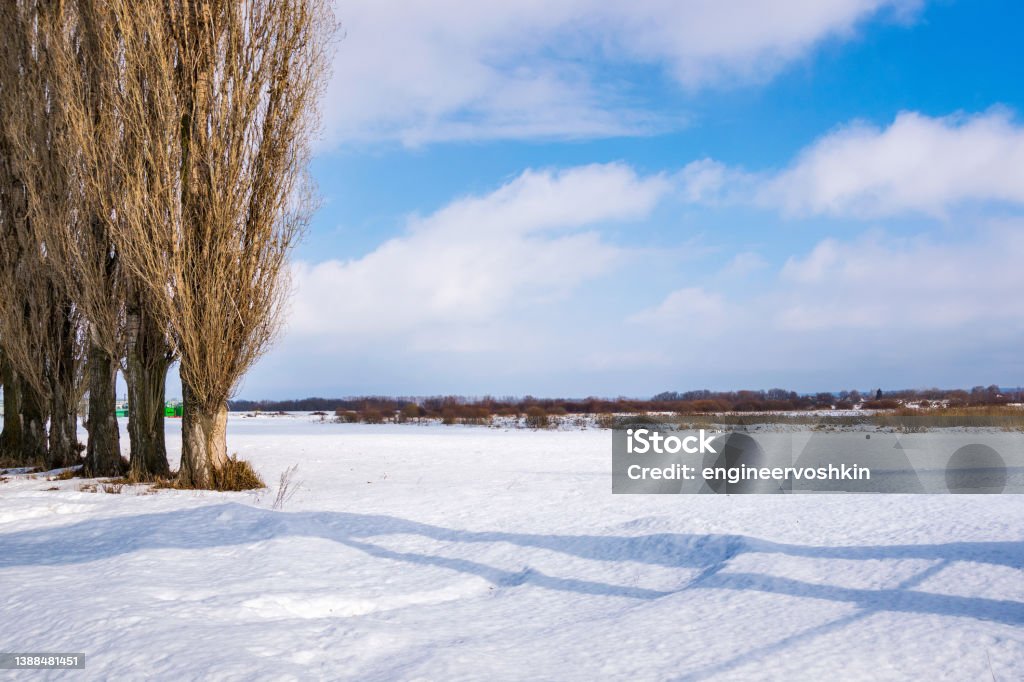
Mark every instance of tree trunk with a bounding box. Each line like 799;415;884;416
46;303;81;470
47;384;79;470
0;348;23;460
83;339;123;476
20;376;47;466
125;302;171;480
126;354;169;479
177;380;228;488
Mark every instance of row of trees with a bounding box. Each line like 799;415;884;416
238;387;1024;424
0;0;330;487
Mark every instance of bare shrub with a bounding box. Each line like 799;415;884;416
360;409;385;424
461;406;492;425
398;404;422;423
525;406;549;429
334;410;359;423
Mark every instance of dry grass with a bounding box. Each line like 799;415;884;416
876;405;1024;429
165;456;266;492
890;405;1024;417
213;457;266;491
272;464;300;510
27;461;269;495
54;468;82;480
150;475;180;490
620;404;1024;430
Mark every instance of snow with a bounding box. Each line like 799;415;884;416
2;414;1023;680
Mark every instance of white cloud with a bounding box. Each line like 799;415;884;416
760;110;1024;217
722;251;769;278
638;225;1024;339
287;163;671;339
622;224;1024;342
255;218;1024;395
678;159;732;203
776;225;1024;330
630;286;729;334
323;0;919;145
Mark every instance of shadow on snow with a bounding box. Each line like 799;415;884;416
1;502;1021;631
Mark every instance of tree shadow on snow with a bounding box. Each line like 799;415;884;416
1;502;1022;632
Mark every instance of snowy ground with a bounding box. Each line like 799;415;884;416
2;414;1023;680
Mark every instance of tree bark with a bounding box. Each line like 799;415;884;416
20;376;47;466
125;301;170;480
83;339;123;476
46;302;81;470
0;348;23;460
47;384;79;470
177;379;228;488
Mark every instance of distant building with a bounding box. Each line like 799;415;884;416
114;398;183;418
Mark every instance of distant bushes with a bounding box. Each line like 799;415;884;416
398;404;423;423
255;385;1024;425
862;399;902;410
360;409;385;425
524;406;549;429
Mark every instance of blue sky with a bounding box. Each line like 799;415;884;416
228;0;1024;399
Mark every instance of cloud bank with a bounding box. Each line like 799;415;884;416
257;108;1024;395
761;110;1024;217
323;0;921;145
289;163;670;340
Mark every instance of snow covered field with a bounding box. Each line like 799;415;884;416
2;414;1024;680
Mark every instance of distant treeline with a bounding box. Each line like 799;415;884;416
229;385;1024;418
227;397;408;413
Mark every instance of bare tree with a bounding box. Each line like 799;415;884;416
106;0;330;488
3;0;329;480
0;19;35;466
83;0;184;480
182;0;326;488
43;0;132;476
0;227;73;468
47;0;181;479
0;0;87;470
